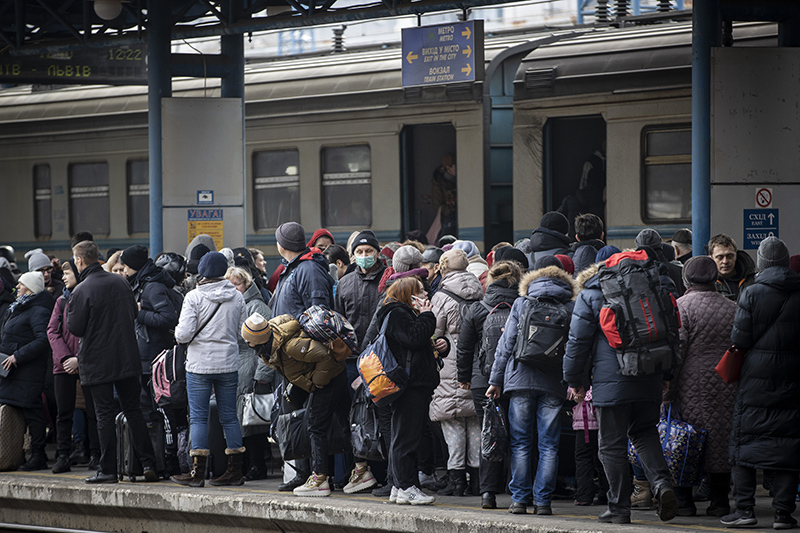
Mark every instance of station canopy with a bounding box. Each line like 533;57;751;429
1;0;524;56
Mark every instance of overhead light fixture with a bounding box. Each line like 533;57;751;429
94;0;123;21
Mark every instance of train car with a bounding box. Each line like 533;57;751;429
0;19;777;268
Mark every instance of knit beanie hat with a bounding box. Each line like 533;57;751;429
351;230;380;254
275;222;306;252
121;245;149;272
635;228;663;249
440;248;469;273
18;271;45;294
539;211;569;235
682;256;718;287
241;312;273;346
494;246;529;269
534;255;563;271
27;252;51;273
307;228;335;249
393;245;424;273
756;236;790;271
555;254;575;276
219;247;235;267
198;252;229;279
596;245;621;264
451;240;480;258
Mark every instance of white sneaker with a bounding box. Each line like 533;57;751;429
389;485;398;503
293;473;331;497
396;485;435;505
343;467;377;494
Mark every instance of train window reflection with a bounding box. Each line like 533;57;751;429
642;126;691;223
68;162;110;235
321;145;371;227
33;164;52;238
127;159;149;234
253;149;300;230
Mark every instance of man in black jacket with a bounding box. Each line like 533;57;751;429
67;240;158;484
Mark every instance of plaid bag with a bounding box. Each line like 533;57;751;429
627;404;707;487
299;306;358;353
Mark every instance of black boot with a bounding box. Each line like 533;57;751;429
52;454;71;474
19;453;48;471
466;467;480;497
451;469;467;497
438;470;458;495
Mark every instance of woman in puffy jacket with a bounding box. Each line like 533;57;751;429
373;276;448;505
170;252;246;488
430;248;484;496
0;271;55;471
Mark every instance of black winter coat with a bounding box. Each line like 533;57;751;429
527;228;572;268
373;302;443;395
729;266;800;471
571;239;606;275
456;280;518;387
67;263;141;386
335;263;386;353
130;260;180;372
0;291;55;409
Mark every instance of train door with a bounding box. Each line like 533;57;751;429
543;115;607;236
400;124;457;243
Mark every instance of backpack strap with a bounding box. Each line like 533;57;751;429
439;288;466;306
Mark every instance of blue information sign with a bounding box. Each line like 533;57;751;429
402;21;484;87
743;209;779;250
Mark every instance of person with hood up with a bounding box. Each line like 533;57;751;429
721;237;800;530
225;266;274;481
430;248;484;497
269;222;333;320
47;259;99;474
486;264;576;516
0;271;55;471
451;240;489;280
170;252;247;488
665;256;737;518
563;252;678;525
456;260;522;509
528;211;573;268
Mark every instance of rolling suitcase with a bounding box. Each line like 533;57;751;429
116;410;168;481
0;404;26;471
207;396;228;478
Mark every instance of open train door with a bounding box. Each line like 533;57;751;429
400;124;457;245
543;115;606;238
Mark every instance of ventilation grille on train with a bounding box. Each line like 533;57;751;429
525;67;555;92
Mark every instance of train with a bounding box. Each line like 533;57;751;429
0;17;778;265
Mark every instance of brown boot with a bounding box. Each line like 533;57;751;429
171;449;209;488
631;478;655;509
209;447;245;487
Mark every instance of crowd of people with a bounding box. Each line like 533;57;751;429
0;211;798;529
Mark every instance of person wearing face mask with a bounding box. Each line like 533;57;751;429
432;153;458;240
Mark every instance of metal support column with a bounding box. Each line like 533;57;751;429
691;0;719;257
221;32;246;245
148;0;172;256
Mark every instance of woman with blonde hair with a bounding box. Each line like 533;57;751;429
102;250;125;276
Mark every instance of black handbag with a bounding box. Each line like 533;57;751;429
349;384;386;462
273;395;349;461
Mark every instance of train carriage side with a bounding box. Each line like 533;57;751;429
511;22;776;249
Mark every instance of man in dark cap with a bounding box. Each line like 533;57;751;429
670;229;692;265
421;247;445;293
67;240;158;484
528;211;573;269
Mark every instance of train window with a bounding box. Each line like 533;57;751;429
127;159;149;234
321;145;371;227
641;126;692;223
69;162;110;235
253;149;300;230
33;164;52;238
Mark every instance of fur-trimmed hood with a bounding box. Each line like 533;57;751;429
575;262;601;292
519;265;577;301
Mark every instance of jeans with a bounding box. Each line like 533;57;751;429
596;402;673;516
186;371;242;451
86;375;156;476
508;390;563;506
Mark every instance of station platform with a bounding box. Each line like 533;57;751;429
0;469;786;533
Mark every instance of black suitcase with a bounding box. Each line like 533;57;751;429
116;410;167;481
207;396;228;478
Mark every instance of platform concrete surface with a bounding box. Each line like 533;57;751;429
0;470;787;533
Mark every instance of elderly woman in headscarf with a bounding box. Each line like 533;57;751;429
666;256;737;517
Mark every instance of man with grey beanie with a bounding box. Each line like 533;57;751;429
634;228;685;297
723;235;800;530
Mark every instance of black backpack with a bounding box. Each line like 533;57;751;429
478;300;512;376
513;296;570;367
597;250;680;376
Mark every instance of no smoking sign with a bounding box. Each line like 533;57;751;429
755;187;772;208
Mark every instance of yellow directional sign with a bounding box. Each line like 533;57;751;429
406;51;418;64
401;21;484;87
462;26;471;40
462;64;472;76
462;45;472;58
